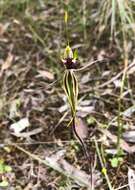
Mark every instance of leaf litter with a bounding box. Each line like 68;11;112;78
0;0;134;189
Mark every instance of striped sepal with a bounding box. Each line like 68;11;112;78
63;70;78;115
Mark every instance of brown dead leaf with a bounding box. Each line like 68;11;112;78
75;118;88;139
46;150;101;188
77;105;94;117
37;70;54;80
24;183;33;190
0;23;9;36
128;167;135;190
0;23;5;36
1;53;14;72
123;131;135;142
16;146;101;188
99;128;135;153
128;58;135;75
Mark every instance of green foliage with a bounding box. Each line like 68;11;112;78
64;46;73;59
0;180;9;188
73;49;78;60
0;159;12;188
0;159;12;174
70;140;80;152
97;0;135;38
87;116;96;125
58;177;74;190
64;10;68;24
110;157;123;168
110;149;124;168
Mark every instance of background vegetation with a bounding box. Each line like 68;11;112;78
0;0;135;189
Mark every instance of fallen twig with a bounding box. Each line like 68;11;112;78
14;145;101;188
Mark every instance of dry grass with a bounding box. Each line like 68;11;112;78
0;0;135;189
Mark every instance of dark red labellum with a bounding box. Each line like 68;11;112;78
62;58;77;69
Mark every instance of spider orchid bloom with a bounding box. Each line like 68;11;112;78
62;45;78;69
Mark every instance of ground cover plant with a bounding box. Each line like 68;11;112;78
0;0;135;189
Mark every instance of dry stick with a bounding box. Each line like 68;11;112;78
114;182;135;190
45;79;60;90
75;59;107;72
72;115;93;190
81;60;135;94
97;60;135;89
14;144;92;188
50;111;68;135
0;139;103;147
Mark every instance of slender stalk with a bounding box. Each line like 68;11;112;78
94;138;113;190
64;10;69;46
116;14;128;155
82;0;87;41
111;0;116;38
72;114;93;190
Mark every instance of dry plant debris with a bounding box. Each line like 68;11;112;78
0;0;134;189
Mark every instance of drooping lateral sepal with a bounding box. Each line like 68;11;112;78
63;70;78;115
